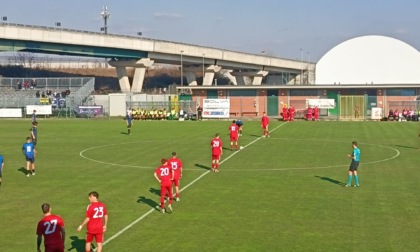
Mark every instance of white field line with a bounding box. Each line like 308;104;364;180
103;122;288;246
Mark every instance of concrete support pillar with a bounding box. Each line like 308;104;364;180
182;65;221;86
203;65;221;86
235;76;249;86
131;67;147;93
252;71;269;85
115;66;131;93
220;69;237;85
109;58;154;93
185;71;198;86
231;70;269;86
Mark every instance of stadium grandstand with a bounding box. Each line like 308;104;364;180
0;77;94;116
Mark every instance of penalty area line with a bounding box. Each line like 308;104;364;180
103;122;288;246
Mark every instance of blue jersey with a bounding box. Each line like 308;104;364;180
0;154;3;176
236;120;243;126
23;142;35;158
32;113;37;122
126;114;132;124
352;147;360;162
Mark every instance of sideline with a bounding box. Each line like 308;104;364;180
103;122;288;246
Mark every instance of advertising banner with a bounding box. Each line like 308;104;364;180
77;105;103;116
371;107;383;120
203;99;230;118
0;108;22;118
306;99;335;109
26;105;52;115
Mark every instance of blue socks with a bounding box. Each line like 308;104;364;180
347;174;353;185
354;175;359;186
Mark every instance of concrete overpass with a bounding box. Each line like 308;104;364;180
0;23;314;92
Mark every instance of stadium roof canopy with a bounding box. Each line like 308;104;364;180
315;35;420;85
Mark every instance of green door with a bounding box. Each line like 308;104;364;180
267;90;278;116
327;90;338;116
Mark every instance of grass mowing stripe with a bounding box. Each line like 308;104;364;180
103;122;288;246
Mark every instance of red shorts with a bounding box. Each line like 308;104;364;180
262;125;268;130
212;155;220;160
86;233;104;243
44;244;64;252
230;135;238;141
172;179;180;187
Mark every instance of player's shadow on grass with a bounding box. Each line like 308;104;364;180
67;236;86;252
18;167;26;175
137;196;159;208
120;132;129;135
250;134;261;137
149;187;160;196
394;144;419;149
315;176;346;186
194;163;211;170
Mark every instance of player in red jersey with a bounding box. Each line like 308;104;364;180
77;191;108;252
168;152;183;202
154;158;174;213
282;106;289;121
288;106;295;121
314;106;320;121
261;112;270;137
37;203;65;252
210;133;223;172
307;107;313;121
229;120;239;150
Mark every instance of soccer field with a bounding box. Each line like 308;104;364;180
0;119;420;252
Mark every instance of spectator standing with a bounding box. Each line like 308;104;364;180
36;203;65;252
197;106;203;120
77;191;108;252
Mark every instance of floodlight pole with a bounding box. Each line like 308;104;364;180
101;6;110;34
180;50;184;86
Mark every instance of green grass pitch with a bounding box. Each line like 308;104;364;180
0;119;420;251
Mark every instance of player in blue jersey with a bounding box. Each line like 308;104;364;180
32;110;37;123
236;119;243;137
345;141;361;187
126;110;133;135
22;137;36;177
31;121;38;146
0;153;4;187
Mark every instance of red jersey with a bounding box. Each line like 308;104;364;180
262;115;269;126
155;165;173;187
167;157;182;180
229;123;239;137
86;201;108;234
211;137;223;155
36;214;65;247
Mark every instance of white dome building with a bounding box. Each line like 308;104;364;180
315;35;420;85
